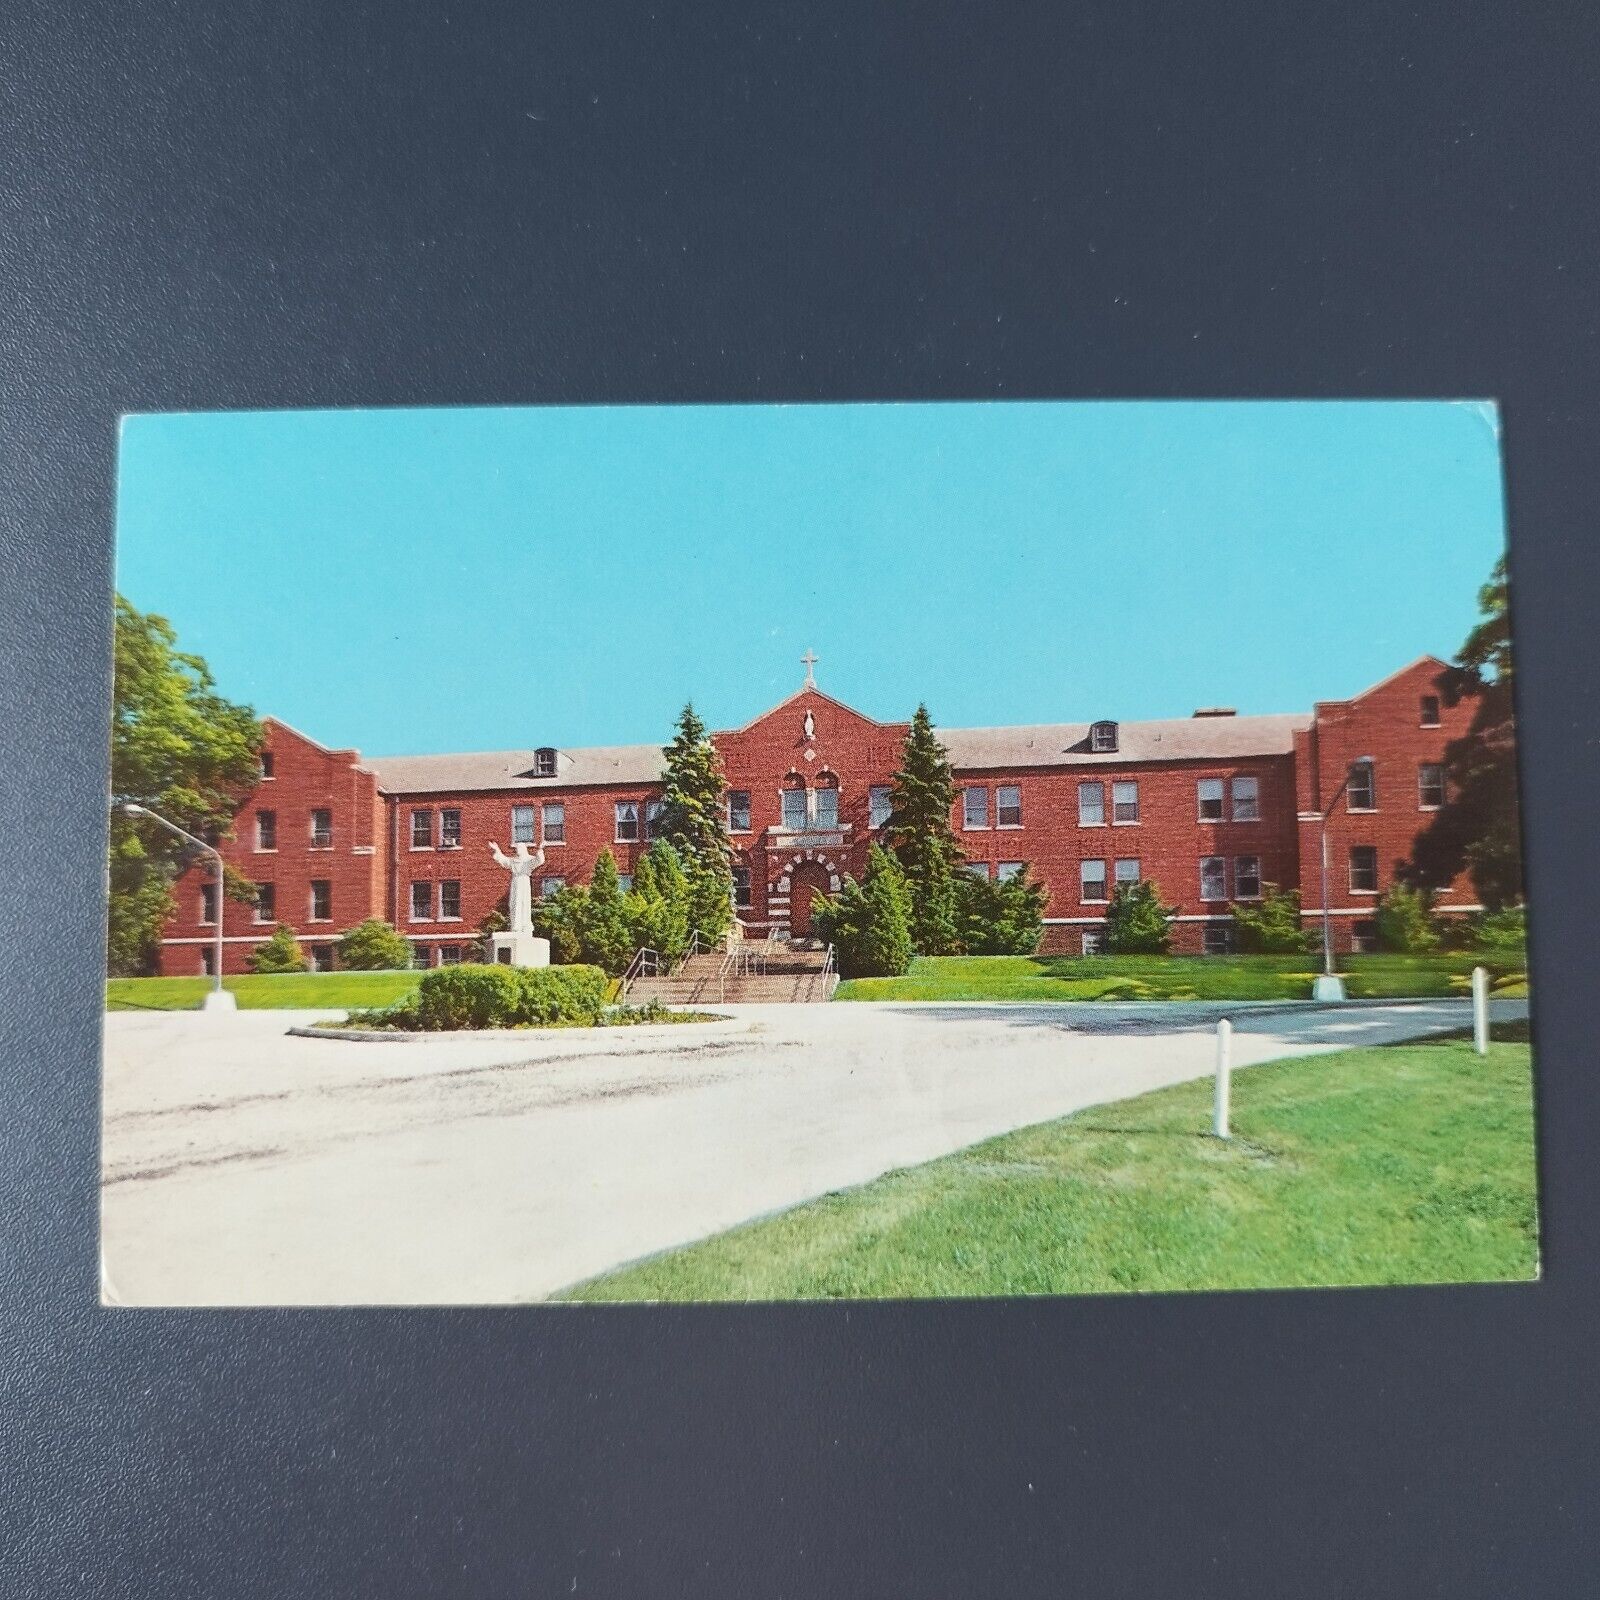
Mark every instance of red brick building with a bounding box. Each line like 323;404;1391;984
160;656;1485;973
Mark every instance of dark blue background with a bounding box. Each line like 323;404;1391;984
3;3;1596;1593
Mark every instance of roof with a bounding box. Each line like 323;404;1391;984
937;712;1311;770
364;744;663;794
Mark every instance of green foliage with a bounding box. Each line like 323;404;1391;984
1410;557;1523;909
532;884;588;965
1375;883;1441;954
956;867;1047;956
1472;903;1528;952
624;841;692;963
1231;885;1315;955
532;849;660;975
814;844;914;977
248;923;309;973
336;917;413;971
884;706;964;954
1103;879;1175;955
658;702;734;944
582;850;635;975
408;962;610;1031
107;596;264;974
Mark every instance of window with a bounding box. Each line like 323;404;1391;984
1420;694;1441;727
1080;859;1108;902
410;809;433;849
259;751;275;780
310;808;332;849
1197;778;1224;822
511;805;536;845
643;799;664;839
1347;761;1376;811
728;790;752;832
255;882;276;923
409;881;432;921
1203;923;1236;956
1349;846;1378;893
200;946;216;977
540;875;565;899
410;943;432;970
439;809;461;849
781;786;807;831
965;861;991;880
1235;855;1262;899
814;785;839;828
997;861;1024;882
1352;919;1380;954
1231;775;1260;821
1090;720;1118;753
1199;856;1227;900
732;866;753;909
1114;857;1141;890
309;880;332;921
1082;928;1107;955
541;802;565;844
310;944;335;973
963;787;989;829
199;883;217;924
439;880;461;920
997;785;1022;827
439;945;463;966
533;747;557;777
1112;780;1140;824
869;785;893;829
1418;763;1445;809
614;801;639;842
255;810;277;851
1078;781;1105;827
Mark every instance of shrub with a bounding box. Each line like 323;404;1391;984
411;962;609;1030
625;841;692;964
581;849;635;975
1231;885;1315;955
1104;880;1176;955
1473;903;1528;952
248;923;308;973
1375;883;1441;954
814;845;913;977
337;917;413;971
956;865;1047;955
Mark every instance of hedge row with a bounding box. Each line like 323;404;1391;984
352;962;611;1031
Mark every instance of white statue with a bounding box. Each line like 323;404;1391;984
803;709;815;741
488;839;545;937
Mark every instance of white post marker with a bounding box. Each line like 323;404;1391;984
1472;965;1490;1056
1213;1017;1233;1139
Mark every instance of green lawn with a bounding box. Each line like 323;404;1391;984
561;1023;1539;1301
105;970;423;1011
835;952;1529;1003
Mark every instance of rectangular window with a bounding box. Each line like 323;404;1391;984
1197;778;1224;822
732;866;752;909
614;801;639;842
409;881;432;920
1350;845;1379;893
781;788;807;831
1347;761;1376;811
1203;923;1235;956
728;790;752;832
963;787;989;829
1231;775;1260;821
869;785;893;829
1112;781;1140;824
533;748;558;777
1420;694;1441;727
541;802;565;844
439;945;463;966
439;809;461;849
310;944;335;973
1077;781;1105;827
511;805;536;845
309;808;332;849
1080;858;1108;902
997;861;1024;882
439;880;461;921
254;882;276;923
645;799;665;839
200;945;216;976
309;879;332;921
965;861;991;880
997;785;1022;827
1352;919;1380;954
410;943;432;970
1081;928;1107;956
1235;855;1262;899
199;883;217;925
540;875;565;900
1199;856;1227;900
1418;763;1445;809
255;810;277;851
259;751;275;780
410;809;433;849
810;787;836;828
1114;857;1141;889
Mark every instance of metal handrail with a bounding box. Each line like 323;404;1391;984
619;945;662;1002
819;943;839;1000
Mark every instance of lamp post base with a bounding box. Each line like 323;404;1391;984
1311;975;1348;1002
201;988;238;1012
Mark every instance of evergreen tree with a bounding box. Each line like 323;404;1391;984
532;885;587;965
1103;879;1176;955
336;917;412;970
623;840;691;964
956;866;1047;955
1230;885;1315;955
580;849;635;975
813;845;913;977
885;705;963;954
658;702;734;944
249;923;308;973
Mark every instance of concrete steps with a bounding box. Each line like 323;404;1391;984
624;941;838;1005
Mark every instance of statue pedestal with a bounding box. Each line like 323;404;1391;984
1311;974;1348;1002
487;932;550;968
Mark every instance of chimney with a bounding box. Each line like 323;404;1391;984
1192;707;1237;718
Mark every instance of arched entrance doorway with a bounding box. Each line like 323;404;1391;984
788;861;833;938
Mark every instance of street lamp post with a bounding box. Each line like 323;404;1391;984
121;802;236;1011
1313;756;1374;1002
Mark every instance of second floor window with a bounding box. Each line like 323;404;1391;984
1197;778;1224;822
439;809;461;849
256;811;277;851
1235;856;1262;898
199;883;217;924
1199;856;1227;900
409;881;432;920
310;880;332;920
511;805;536;845
869;785;893;830
1080;858;1108;902
1078;781;1105;826
645;799;665;839
1350;846;1379;893
998;861;1024;882
542;802;565;843
410;809;433;848
727;790;751;832
310;808;332;848
781;787;807;831
732;866;752;909
1347;761;1376;811
614;801;639;842
1418;763;1445;809
255;882;276;923
1112;781;1140;824
1114;857;1141;889
439;880;461;920
1231;776;1260;821
814;785;839;828
963;787;989;829
541;875;565;899
997;786;1022;827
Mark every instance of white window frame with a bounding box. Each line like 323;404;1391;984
438;880;462;922
1080;859;1108;903
410;809;434;850
996;785;1022;828
780;786;807;832
1418;763;1445;810
309;879;333;922
1081;928;1107;955
614;800;639;843
813;784;840;829
963;787;989;830
1234;855;1262;900
869;785;893;830
728;790;752;833
1077;780;1105;827
439;808;462;850
1197;778;1224;822
541;801;565;844
1112;780;1140;825
309;808;333;849
1199;856;1227;901
255;810;277;853
1114;857;1141;890
409;881;432;922
997;861;1024;882
1349;846;1379;894
511;805;536;846
1347;761;1377;813
1231;775;1260;822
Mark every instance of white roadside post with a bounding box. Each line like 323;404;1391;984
1213;1017;1233;1139
1472;965;1490;1056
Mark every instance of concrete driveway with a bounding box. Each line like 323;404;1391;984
100;998;1525;1305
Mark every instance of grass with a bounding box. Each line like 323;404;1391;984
561;1021;1538;1301
834;952;1529;1004
105;970;422;1011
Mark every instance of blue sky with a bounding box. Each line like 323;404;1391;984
115;401;1506;755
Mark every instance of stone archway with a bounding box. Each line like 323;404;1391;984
788;861;832;937
768;849;844;940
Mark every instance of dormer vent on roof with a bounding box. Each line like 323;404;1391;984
533;747;558;777
1089;720;1119;753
